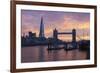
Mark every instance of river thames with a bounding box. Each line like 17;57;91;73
21;46;88;63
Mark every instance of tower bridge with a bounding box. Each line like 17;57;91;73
48;28;77;50
53;28;76;42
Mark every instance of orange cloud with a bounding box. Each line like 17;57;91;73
58;17;90;31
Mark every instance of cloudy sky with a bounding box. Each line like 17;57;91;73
21;10;90;41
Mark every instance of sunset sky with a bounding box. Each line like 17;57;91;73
21;10;90;41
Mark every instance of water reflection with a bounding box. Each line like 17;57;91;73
21;46;88;63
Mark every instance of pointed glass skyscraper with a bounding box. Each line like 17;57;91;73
39;17;45;38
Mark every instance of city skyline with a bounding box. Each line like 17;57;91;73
21;10;90;41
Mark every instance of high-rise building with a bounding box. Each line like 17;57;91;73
39;17;45;38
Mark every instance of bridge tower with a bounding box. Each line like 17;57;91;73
72;29;76;42
53;28;58;39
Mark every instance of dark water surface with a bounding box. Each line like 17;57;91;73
21;46;87;63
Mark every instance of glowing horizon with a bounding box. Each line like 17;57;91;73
21;10;90;41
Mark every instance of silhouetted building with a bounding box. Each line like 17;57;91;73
39;17;45;38
29;32;36;38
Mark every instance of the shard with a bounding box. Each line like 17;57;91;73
39;17;45;38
